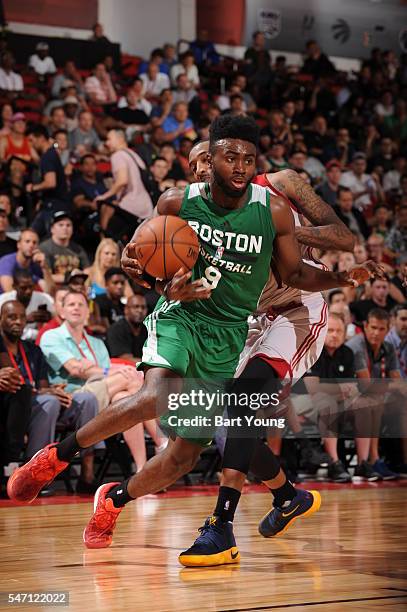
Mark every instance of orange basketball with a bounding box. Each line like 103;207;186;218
131;215;199;280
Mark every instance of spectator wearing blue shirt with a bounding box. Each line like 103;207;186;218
190;30;220;67
162;102;196;149
0;228;53;295
162;43;177;72
39;289;142;399
39;288;148;469
138;48;170;76
71;154;108;213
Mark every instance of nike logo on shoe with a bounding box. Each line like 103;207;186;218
282;504;300;518
231;550;239;559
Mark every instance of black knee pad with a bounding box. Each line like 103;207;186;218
250;439;281;482
221;358;281;475
226;357;281;421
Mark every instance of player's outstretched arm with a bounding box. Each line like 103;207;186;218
272;197;374;291
270;169;355;252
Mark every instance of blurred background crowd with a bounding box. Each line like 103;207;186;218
0;23;406;496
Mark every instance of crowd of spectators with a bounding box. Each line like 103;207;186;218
0;24;406;495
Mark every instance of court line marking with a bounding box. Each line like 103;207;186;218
218;594;407;611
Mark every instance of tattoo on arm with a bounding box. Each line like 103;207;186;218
286;171;338;225
295;225;354;250
273;170;355;251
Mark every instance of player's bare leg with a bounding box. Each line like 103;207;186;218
83;437;202;548
7;367;182;503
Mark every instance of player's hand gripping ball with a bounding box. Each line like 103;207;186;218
130;215;199;280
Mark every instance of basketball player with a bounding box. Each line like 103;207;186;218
176;142;354;566
8;116;371;558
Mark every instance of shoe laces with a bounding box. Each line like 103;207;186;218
195;517;223;546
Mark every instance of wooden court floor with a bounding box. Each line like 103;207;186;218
0;487;406;611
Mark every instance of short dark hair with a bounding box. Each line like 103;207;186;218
50;106;65;116
152;156;168;164
13;269;34;285
328;289;345;304
151;47;164;58
104;267;125;282
367;308;390;323
27;124;48;140
209;114;259;150
53;129;68;138
338;186;352;198
80;153;96;164
371;275;389;284
392;303;407;317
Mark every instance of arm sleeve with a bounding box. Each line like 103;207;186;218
95;340;110;369
92;129;102;148
40;151;58;175
40;332;75;372
0;255;14;277
386;344;399;373
346;340;368;373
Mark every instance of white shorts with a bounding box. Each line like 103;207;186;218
235;295;328;381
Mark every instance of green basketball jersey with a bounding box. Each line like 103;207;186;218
178;182;276;323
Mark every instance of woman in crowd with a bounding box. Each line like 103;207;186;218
85;237;133;298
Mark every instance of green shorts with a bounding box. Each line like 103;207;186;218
138;299;248;446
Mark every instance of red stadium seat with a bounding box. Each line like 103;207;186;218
14;98;43;111
96;161;111;175
23;110;43;123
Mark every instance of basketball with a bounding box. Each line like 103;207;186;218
131;215;199;279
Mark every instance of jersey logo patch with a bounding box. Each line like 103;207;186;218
215;246;225;260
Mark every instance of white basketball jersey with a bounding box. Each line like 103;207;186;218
254;177;325;313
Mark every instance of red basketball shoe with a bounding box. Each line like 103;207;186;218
7;444;68;503
83;483;123;549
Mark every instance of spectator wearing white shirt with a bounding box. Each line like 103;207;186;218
289;147;325;183
217;85;248;113
339;152;377;211
139;63;170;101
170;51;200;88
0;52;23;94
84;63;117;106
374;90;395;118
29;42;56;76
0;269;54;341
383;156;407;194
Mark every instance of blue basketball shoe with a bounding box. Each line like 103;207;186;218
179;515;240;567
258;489;321;538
